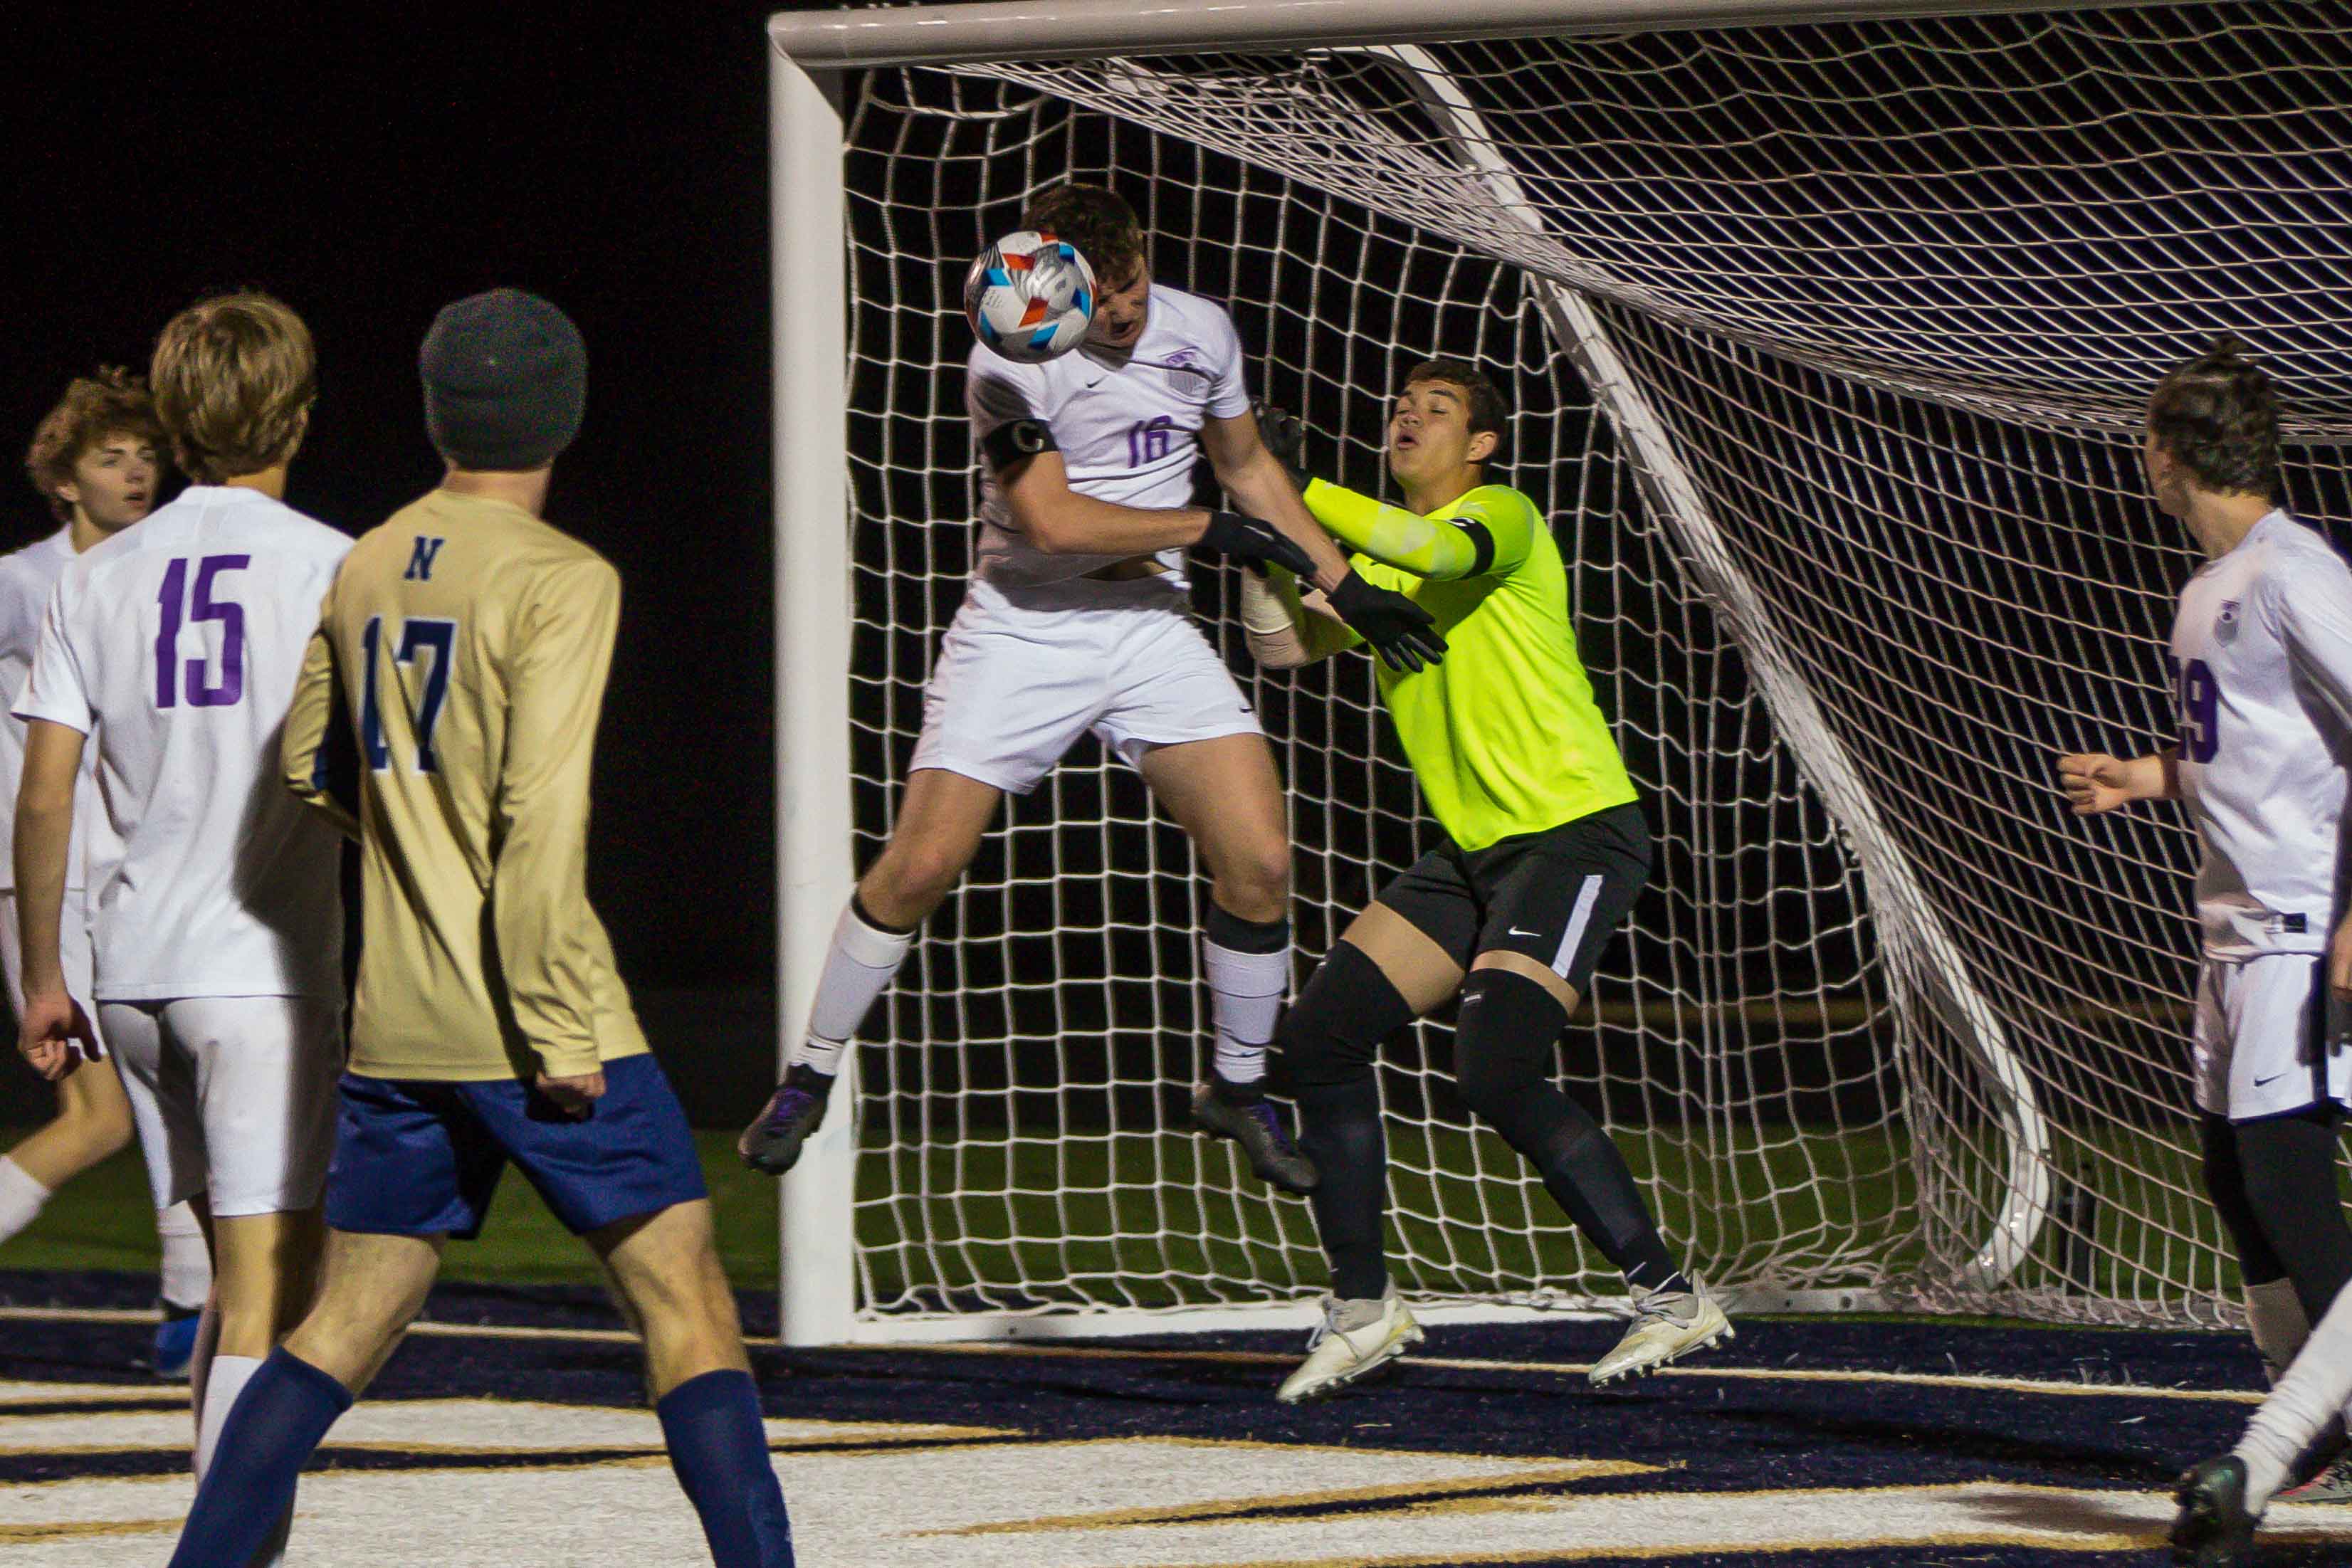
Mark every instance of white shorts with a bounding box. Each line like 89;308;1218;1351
104;996;343;1217
0;888;104;1058
2193;952;2352;1121
908;581;1262;795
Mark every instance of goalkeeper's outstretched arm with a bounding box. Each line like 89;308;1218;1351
1298;478;1535;583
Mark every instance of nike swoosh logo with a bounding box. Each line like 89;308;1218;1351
2253;1071;2289;1087
1508;927;1543;937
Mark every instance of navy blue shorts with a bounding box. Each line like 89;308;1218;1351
325;1053;708;1240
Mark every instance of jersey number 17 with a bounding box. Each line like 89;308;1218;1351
360;616;457;773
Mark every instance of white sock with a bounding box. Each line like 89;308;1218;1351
189;1297;219;1451
156;1202;212;1312
0;1156;51;1245
2245;1276;2310;1384
788;1035;845;1077
2238;1283;2352;1512
196;1352;263;1483
794;898;913;1077
1204;919;1288;1086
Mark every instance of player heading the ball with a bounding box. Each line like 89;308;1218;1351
741;183;1443;1191
1240;361;1725;1404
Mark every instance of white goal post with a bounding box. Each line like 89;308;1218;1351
769;0;2352;1346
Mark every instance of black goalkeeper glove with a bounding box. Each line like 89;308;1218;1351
1253;401;1309;491
1196;510;1317;579
1327;571;1446;673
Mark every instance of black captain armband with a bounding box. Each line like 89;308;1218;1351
981;418;1058;472
1452;517;1497;578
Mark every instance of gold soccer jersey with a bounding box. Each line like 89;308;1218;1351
283;488;648;1081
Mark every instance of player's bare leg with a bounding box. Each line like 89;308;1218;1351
280;1230;446;1393
742;767;1002;1175
164;1231;441;1568
0;1026;209;1377
198;1204;325;1512
597;1199;794;1566
1136;732;1313;1191
209;1209;325;1359
1341;903;1469;1014
595;1199;752;1394
0;1056;133;1196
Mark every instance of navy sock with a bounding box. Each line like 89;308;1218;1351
657;1369;795;1567
167;1348;351;1568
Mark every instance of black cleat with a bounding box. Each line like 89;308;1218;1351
2172;1454;2257;1567
738;1066;833;1175
1192;1076;1318;1193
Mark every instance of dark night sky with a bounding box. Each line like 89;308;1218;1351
3;5;857;991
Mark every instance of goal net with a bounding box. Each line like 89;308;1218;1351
775;0;2352;1339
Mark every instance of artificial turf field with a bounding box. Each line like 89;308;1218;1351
6;1131;2352;1565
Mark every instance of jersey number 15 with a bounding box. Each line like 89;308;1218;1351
154;555;248;709
359;616;457;773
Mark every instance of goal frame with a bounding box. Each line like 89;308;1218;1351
766;0;2164;1348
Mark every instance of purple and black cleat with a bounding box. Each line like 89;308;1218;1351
739;1066;834;1176
1192;1076;1318;1194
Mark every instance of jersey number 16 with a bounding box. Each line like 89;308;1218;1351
359;615;457;773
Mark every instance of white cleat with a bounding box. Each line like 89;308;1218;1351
1276;1285;1424;1405
1588;1287;1731;1386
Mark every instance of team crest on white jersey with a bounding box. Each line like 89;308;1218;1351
1157;358;1210;395
2216;599;2241;643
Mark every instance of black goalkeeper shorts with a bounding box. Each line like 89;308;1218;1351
1375;801;1649;996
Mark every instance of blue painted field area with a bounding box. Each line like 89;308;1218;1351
6;1270;2351;1566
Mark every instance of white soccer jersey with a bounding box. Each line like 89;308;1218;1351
14;486;351;1001
965;283;1254;592
2170;509;2352;958
0;528;102;892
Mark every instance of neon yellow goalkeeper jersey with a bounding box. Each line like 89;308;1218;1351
1302;478;1637;851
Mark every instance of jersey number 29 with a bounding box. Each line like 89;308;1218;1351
2167;655;2221;764
360;616;457;773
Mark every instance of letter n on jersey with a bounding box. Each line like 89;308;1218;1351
405;537;447;582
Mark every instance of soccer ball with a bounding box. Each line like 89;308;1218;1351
964;231;1096;364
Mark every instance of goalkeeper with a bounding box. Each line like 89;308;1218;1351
1241;360;1725;1404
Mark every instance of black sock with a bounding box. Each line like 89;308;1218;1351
1296;1075;1391;1300
1454;968;1683;1293
2235;1107;2352;1325
1283;941;1417;1302
2202;1112;2288;1281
